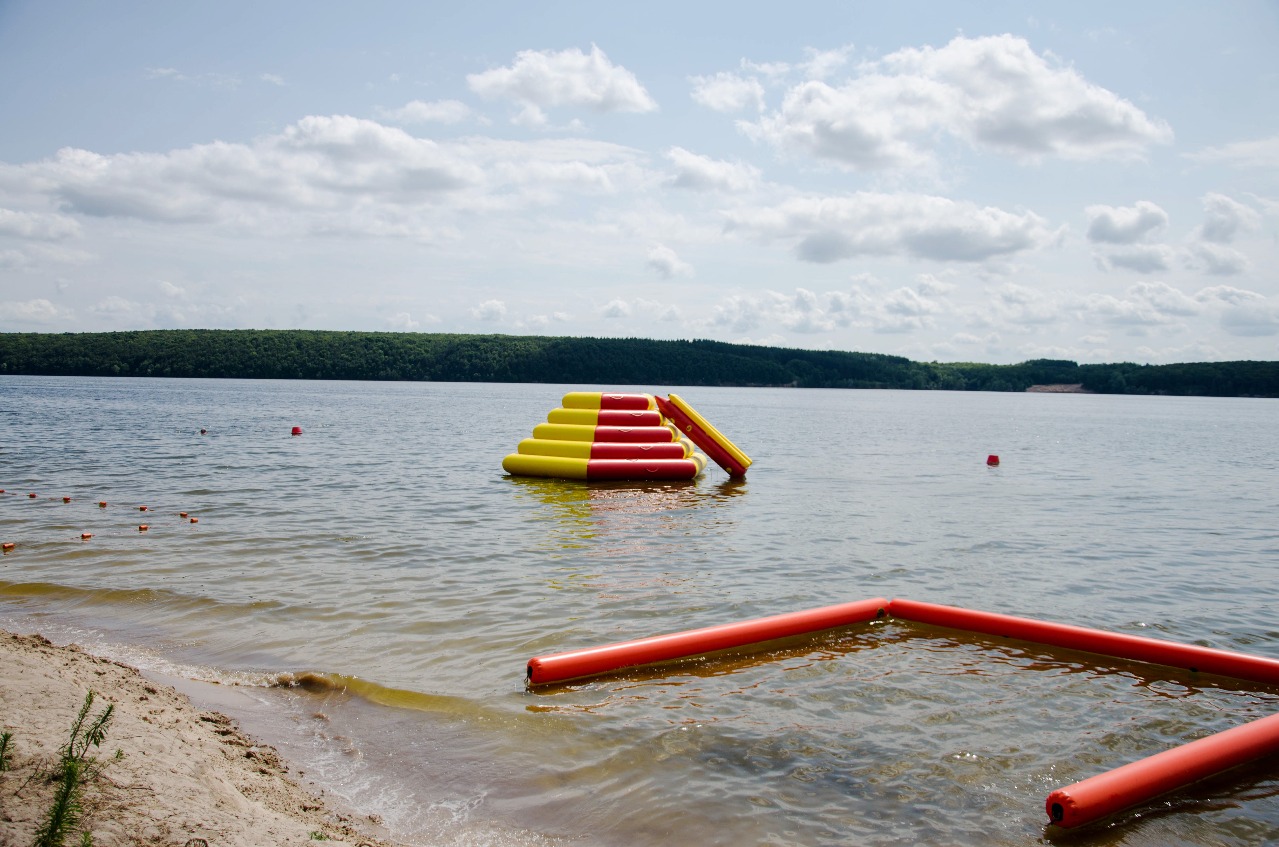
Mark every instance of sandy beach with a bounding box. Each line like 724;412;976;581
0;629;414;847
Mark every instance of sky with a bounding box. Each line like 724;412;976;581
1;1;1277;365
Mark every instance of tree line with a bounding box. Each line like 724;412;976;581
0;330;1275;397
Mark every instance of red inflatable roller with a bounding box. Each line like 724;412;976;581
532;423;677;444
886;599;1279;685
547;408;664;427
1046;710;1279;829
516;438;690;460
527;597;889;686
562;391;655;411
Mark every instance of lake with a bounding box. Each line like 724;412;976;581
1;376;1277;846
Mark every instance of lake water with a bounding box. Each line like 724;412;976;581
1;376;1277;846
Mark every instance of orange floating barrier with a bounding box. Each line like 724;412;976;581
527;597;889;686
655;394;752;477
885;598;1279;685
561;391;655;411
1046;711;1279;829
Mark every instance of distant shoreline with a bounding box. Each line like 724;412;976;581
1026;383;1093;393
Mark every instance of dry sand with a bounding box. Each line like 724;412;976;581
0;629;415;847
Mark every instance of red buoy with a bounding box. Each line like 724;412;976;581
987;454;1000;466
291;426;303;436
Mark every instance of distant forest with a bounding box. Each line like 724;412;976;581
1;330;1276;397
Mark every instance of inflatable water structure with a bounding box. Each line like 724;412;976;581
525;597;1279;832
502;391;752;481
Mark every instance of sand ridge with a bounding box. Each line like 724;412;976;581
0;629;415;847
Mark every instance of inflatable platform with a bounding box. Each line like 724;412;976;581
502;391;751;482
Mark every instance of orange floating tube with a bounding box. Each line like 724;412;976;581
532;422;677;444
503;453;707;481
526;597;889;686
516;438;691;460
1046;711;1279;829
886;599;1279;685
546;407;664;427
656;394;752;477
561;392;655;411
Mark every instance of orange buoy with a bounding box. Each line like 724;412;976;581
527;597;889;686
138;524;149;531
179;512;188;518
80;532;93;540
28;493;37;499
138;505;148;512
189;517;199;524
291;426;303;436
2;542;14;551
98;501;107;508
987;454;1000;466
62;496;71;503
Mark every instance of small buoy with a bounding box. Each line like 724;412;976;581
179;511;188;518
81;532;93;540
99;501;108;508
291;426;303;436
28;493;37;499
189;517;199;524
138;505;148;512
2;542;14;551
138;524;149;532
62;496;72;503
987;454;1000;466
200;428;207;435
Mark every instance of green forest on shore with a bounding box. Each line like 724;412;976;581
1;330;1276;397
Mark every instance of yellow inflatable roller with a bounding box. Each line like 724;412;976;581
503;451;707;481
517;437;693;459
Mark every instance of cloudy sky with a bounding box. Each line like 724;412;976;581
1;1;1276;364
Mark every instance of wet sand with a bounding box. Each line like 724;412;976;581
0;629;415;847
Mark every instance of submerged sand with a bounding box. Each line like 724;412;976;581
0;629;415;847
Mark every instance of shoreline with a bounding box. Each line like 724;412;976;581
0;628;417;847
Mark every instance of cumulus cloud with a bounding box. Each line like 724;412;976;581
1196;192;1260;243
666;147;760;192
689;72;766;113
1097;244;1176;274
471;299;506;321
1220;304;1279;337
1085;201;1168;243
723;191;1055;263
0;298;66;323
467;44;657;126
378;99;473;125
646;243;694;279
1189;242;1250;275
708;280;947;336
741;34;1171;171
0;208;81;240
0;117;650;239
1080;281;1201;327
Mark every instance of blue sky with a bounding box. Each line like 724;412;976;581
1;1;1276;364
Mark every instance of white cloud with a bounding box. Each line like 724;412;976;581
261;73;286;87
1196;192;1260;243
689;72;765;113
723;191;1055;263
159;280;185;297
386;311;419;330
1194;285;1265;306
1189;242;1250;275
601;299;632;318
471;299;506;320
1085;201;1168;243
646;243;694;279
742;34;1171;171
1097;244;1176;273
467;45;658;122
0;208;81;240
0;298;66;323
666;147;760;192
1186;135;1279;169
378;100;473;125
1080;281;1201;327
1220;304;1279;337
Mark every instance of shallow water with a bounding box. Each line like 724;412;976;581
2;376;1277;845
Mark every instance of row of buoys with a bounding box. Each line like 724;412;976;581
525;597;1279;832
501;391;752;481
1;488;200;551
